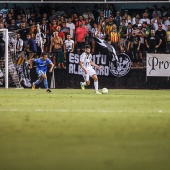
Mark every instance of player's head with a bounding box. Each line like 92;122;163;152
85;45;91;54
42;52;48;60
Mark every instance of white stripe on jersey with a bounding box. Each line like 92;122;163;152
80;52;93;70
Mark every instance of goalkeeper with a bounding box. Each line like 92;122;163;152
30;52;54;93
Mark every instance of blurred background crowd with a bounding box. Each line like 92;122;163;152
0;3;170;68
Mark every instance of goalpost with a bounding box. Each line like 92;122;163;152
0;29;8;88
0;29;21;89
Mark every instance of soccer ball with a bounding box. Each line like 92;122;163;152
102;88;108;94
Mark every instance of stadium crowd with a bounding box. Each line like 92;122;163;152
0;3;170;68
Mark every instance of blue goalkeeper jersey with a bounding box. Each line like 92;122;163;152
34;58;52;72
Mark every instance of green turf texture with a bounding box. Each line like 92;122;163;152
0;89;170;170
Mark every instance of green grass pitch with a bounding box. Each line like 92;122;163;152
0;89;170;170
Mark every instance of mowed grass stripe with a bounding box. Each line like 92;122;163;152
0;89;170;170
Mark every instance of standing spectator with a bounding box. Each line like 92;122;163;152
18;22;29;49
49;19;58;34
162;15;170;31
151;12;160;26
66;17;75;39
103;4;112;19
75;15;85;28
152;5;162;18
83;6;94;20
25;33;37;59
15;14;22;27
7;19;18;31
40;18;50;52
16;33;23;54
64;34;74;68
115;11;122;27
155;24;166;53
166;25;170;53
83;18;92;45
152;17;166;31
49;9;57;23
49;30;64;68
109;24;120;52
140;12;151;26
132;14;141;26
75;20;87;54
96;11;104;25
145;29;162;53
124;22;133;48
105;15;116;39
95;24;106;40
60;21;70;40
127;29;141;67
91;22;98;53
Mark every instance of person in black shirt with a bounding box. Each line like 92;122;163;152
127;29;141;67
145;29;162;53
155;24;166;53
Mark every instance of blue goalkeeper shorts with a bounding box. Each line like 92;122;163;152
37;70;46;78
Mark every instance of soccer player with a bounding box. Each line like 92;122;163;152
79;45;101;94
30;52;54;93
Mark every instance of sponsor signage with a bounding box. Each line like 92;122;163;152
147;53;170;77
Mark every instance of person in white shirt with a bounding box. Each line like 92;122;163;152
66;17;75;39
140;12;151;25
79;45;101;94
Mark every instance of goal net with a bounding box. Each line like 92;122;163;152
0;29;21;88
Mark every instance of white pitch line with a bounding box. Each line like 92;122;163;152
0;108;165;114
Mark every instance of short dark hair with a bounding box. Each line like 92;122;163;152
85;45;91;49
42;52;48;56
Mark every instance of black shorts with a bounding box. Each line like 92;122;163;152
76;42;85;50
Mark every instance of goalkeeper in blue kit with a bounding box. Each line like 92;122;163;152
30;52;54;93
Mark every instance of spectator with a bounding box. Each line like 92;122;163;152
145;29;162;53
91;22;98;53
50;30;64;68
96;11;104;25
115;11;122;27
16;33;23;54
127;29;141;67
49;19;58;34
7;19;18;31
60;21;70;40
103;4;112;19
25;33;37;59
83;6;94;20
140;12;151;25
109;24;120;52
162;15;170;31
166;25;170;53
40;18;50;52
83;18;92;45
66;17;75;39
155;24;166;53
118;18;127;48
64;34;74;67
75;20;87;54
18;22;29;49
105;15;116;39
152;5;161;18
75;15;85;28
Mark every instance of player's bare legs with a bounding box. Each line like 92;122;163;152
92;74;101;94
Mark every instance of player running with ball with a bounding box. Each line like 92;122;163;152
79;45;101;94
30;52;54;93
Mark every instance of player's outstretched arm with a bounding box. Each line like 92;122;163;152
49;63;54;72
